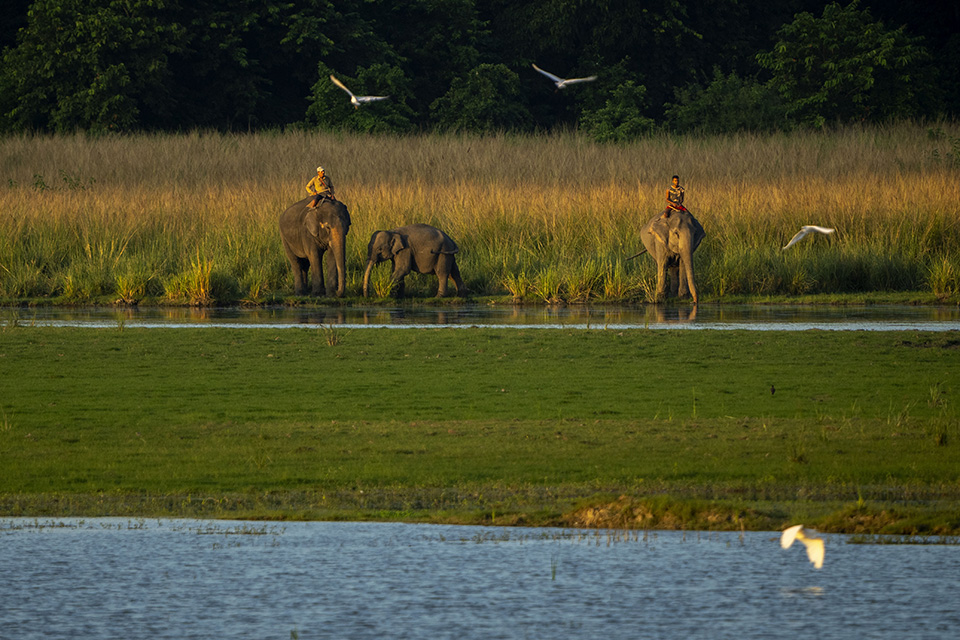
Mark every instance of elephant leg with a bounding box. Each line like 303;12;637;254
435;273;448;297
287;256;305;295
282;240;308;295
434;255;452;297
390;259;411;298
677;260;690;298
391;277;406;298
450;261;466;296
323;251;339;296
667;263;681;298
309;249;326;296
297;259;311;295
655;258;668;301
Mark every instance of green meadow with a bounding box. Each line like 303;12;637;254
2;326;958;534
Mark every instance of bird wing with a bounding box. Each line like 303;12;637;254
356;95;390;103
532;64;563;83
329;75;356;98
800;536;825;569
782;229;810;250
780;524;803;549
806;225;836;235
564;76;597;84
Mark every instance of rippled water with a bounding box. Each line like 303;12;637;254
8;303;960;330
2;519;958;639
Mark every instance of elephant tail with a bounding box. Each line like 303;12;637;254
625;249;648;261
431;248;459;255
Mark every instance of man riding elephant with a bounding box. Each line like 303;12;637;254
306;165;336;208
662;175;687;217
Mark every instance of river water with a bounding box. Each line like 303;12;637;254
1;519;958;640
8;303;960;331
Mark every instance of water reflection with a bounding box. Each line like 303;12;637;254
1;519;958;640
6;303;960;330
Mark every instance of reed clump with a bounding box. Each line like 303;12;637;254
1;123;958;303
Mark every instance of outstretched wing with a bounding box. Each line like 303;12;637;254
356;95;390;104
531;63;563;84
564;75;597;85
806;225;835;235
782;228;810;250
801;536;825;569
329;75;356;99
780;524;803;549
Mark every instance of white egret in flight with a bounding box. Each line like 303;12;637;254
329;75;390;109
531;64;597;89
780;524;825;569
782;225;836;250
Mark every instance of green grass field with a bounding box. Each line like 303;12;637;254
2;325;958;534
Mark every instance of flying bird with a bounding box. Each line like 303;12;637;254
329;75;390;109
782;225;836;250
780;524;824;569
531;64;597;90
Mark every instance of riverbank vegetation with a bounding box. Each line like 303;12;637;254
1;122;959;305
1;327;958;534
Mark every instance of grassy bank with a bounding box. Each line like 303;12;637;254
1;123;959;304
2;326;958;533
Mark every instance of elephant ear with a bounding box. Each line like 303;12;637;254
305;210;331;238
305;210;320;237
391;233;408;255
650;218;669;248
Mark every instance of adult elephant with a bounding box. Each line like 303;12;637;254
279;196;351;296
362;224;466;298
639;209;705;304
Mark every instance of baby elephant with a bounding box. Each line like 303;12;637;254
362;223;467;297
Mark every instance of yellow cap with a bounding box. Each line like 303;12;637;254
317;166;324;172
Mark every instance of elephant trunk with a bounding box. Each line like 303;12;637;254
331;236;347;297
681;244;698;304
362;259;375;297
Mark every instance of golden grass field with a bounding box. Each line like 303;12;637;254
1;122;959;302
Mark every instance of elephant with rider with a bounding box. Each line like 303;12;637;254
639;209;705;304
279;196;351;296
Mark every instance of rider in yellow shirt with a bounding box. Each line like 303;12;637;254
306;166;336;208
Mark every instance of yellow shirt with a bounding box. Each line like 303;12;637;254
306;174;334;197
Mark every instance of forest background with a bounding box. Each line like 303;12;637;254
1;0;959;136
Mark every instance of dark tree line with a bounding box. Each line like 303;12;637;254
1;0;957;137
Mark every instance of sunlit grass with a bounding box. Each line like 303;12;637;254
1;123;958;302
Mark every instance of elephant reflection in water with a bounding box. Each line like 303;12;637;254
644;305;698;324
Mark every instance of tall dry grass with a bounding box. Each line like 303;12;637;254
1;123;958;303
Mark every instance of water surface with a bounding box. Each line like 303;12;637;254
9;303;960;331
1;519;958;639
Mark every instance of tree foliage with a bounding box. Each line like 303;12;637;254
665;70;787;134
0;0;184;132
0;0;954;136
756;1;937;127
579;81;655;143
429;64;531;132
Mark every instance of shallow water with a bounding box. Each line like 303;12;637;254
1;519;958;640
8;303;960;331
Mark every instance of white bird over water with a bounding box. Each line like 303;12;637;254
531;64;597;89
780;524;825;569
329;75;390;109
782;225;836;250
